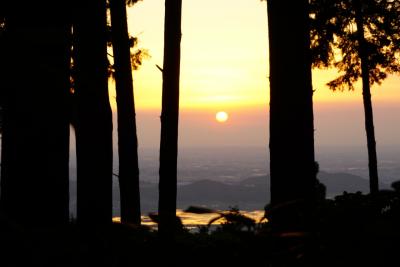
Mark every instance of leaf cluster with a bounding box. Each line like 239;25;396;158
106;25;150;80
310;0;400;91
126;0;142;7
106;0;142;8
185;206;257;233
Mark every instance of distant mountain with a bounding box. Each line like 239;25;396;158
239;175;269;187
318;171;372;197
177;179;268;210
69;171;385;215
237;171;385;197
139;171;376;212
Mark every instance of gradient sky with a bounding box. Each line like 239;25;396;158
108;0;400;148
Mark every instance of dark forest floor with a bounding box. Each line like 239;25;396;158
1;191;400;267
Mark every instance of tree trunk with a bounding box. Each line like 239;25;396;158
354;0;379;194
73;0;113;225
0;2;71;227
110;0;141;225
158;0;182;235
267;0;316;229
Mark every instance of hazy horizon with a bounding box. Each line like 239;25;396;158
112;0;400;151
71;100;400;150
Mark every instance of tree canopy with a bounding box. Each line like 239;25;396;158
310;0;400;91
126;0;142;6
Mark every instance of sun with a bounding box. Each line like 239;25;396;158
216;111;229;123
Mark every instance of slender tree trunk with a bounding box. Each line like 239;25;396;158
73;0;113;225
267;0;316;222
0;14;4;131
110;0;141;225
158;0;182;235
0;3;71;227
354;0;379;194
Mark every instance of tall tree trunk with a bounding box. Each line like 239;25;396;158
110;0;141;225
354;0;379;194
73;0;113;225
158;0;182;235
0;2;71;227
267;0;316;228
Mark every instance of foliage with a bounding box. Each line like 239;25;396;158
126;0;142;7
3;189;400;266
106;0;143;8
125;36;150;70
310;0;400;91
1;183;400;266
106;26;150;80
185;206;257;233
147;212;186;233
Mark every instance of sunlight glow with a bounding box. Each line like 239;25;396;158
216;111;229;123
127;0;269;110
112;210;266;227
117;0;400;149
126;0;400;112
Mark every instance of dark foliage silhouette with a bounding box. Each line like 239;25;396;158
158;0;182;236
0;1;71;226
185;206;257;233
1;1;400;266
109;0;141;225
310;0;400;194
72;0;113;225
267;0;317;230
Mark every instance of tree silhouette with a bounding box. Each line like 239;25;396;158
0;105;2;134
267;0;317;226
0;2;71;226
0;16;4;134
310;0;400;194
109;0;141;225
73;0;113;225
158;0;182;235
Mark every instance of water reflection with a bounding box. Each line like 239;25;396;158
113;209;265;227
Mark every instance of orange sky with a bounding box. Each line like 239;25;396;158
115;0;400;111
106;0;400;148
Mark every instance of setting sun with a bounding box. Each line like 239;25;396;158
216;111;229;123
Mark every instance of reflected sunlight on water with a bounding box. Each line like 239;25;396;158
112;209;265;228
